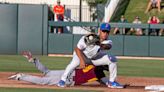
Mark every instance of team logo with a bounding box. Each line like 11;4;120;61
106;24;109;28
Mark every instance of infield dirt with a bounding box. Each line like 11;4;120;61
1;72;164;92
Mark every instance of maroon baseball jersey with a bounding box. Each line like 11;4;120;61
74;65;98;85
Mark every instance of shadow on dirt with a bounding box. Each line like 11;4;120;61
124;84;145;89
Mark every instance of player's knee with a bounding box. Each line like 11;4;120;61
108;55;117;62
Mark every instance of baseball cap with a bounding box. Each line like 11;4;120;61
100;23;111;31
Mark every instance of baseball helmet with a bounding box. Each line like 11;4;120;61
100;23;111;32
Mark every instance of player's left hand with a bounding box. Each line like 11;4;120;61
100;40;112;50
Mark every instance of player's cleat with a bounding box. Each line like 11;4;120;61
57;80;66;87
107;81;124;89
8;73;24;80
22;51;34;62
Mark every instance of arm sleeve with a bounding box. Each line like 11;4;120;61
101;40;112;50
101;40;112;45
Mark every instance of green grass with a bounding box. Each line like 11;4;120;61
118;59;164;77
0;55;164;77
124;0;164;23
0;87;101;92
0;55;71;73
0;55;164;91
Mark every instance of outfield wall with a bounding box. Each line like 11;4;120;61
0;4;48;55
48;34;164;57
0;4;164;57
0;4;17;54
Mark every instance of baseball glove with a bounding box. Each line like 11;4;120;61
84;33;100;45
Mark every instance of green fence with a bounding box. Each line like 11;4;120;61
0;4;164;57
48;21;164;57
0;4;17;54
0;4;48;55
48;33;164;57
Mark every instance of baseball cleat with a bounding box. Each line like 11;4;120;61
8;73;24;80
107;81;124;89
57;80;66;87
22;51;34;62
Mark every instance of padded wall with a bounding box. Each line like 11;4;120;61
0;4;17;54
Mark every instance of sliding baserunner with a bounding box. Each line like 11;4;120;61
8;51;109;86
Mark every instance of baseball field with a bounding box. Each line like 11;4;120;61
0;55;164;92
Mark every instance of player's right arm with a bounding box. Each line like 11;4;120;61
75;36;87;69
75;47;86;69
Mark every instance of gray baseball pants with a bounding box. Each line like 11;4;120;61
19;59;74;85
